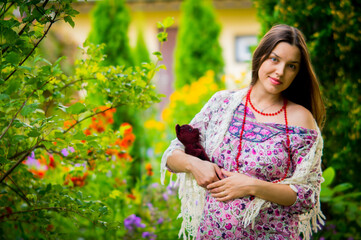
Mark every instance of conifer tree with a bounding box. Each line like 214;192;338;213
174;0;224;89
88;0;133;66
133;30;151;66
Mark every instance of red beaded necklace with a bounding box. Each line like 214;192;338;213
235;87;291;183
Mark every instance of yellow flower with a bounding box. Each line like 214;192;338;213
144;120;165;131
109;189;122;199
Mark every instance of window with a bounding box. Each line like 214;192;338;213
235;35;258;62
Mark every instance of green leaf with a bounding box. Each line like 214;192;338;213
54;131;64;139
0;94;10;101
162;17;175;28
46;183;52;192
74;131;86;140
156;22;164;29
67;102;86;115
333;183;353;193
43;141;54;149
152;51;162;57
21;103;39;117
28;129;40;137
157;32;168;42
321;167;335;187
0;157;7;164
13;135;27;142
5;52;21;65
64;16;75;28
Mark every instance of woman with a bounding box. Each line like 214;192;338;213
161;24;326;240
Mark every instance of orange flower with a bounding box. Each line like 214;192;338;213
145;163;154;176
107;117;114;124
117;133;135;149
120;122;133;135
106;148;117;155
63;120;76;129
88;159;96;171
127;193;136;200
29;169;46;179
84;129;92;136
70;172;88;187
38;155;47;165
117;152;132;161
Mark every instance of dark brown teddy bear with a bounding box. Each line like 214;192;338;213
175;124;210;161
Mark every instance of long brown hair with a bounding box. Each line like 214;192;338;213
251;24;326;129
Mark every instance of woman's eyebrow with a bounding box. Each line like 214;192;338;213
271;52;300;64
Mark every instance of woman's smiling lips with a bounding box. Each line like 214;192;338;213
269;76;282;85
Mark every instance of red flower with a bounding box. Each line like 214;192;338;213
46;224;54;231
84;129;92;136
65;172;88;187
117;152;132;161
29;169;46;179
48;154;56;169
127;193;136;200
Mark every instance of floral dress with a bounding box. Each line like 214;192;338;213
196;103;319;240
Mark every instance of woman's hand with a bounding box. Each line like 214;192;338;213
189;157;224;188
207;169;255;201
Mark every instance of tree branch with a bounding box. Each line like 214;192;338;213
0;2;15;19
0;206;97;225
0;143;39;184
63;104;123;134
3;11;58;82
1;182;31;206
0;80;50;140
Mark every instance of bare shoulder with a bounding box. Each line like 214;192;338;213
287;101;316;130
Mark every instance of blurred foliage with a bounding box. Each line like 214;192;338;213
0;0;179;238
174;0;224;90
133;29;151;66
253;0;361;238
88;0;133;67
87;0;152;183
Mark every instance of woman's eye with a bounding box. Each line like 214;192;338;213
270;57;277;62
289;64;296;69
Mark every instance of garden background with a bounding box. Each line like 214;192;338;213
0;0;360;239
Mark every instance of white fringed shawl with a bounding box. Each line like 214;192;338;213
161;87;325;240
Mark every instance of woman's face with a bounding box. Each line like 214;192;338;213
256;42;301;95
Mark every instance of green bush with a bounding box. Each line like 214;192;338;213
88;0;133;67
174;0;224;89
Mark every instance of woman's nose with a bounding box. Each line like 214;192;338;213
275;63;285;77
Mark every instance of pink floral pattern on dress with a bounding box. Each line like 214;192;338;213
196;103;319;240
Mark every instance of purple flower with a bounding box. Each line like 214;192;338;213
26;152;39;167
142;232;151;238
61;148;69;157
157;217;164;224
61;146;75;157
124;214;145;232
162;193;169;201
142;231;156;239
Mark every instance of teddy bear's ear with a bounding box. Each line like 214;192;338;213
175;124;180;135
